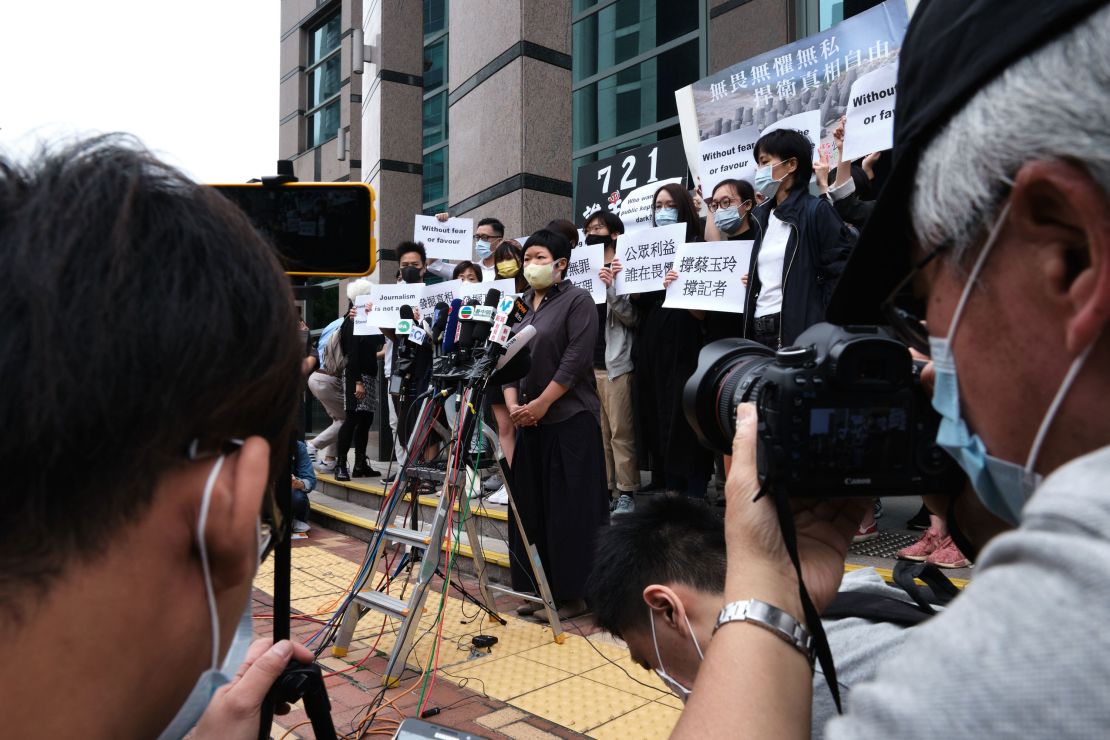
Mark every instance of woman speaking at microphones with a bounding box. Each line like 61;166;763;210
502;229;608;620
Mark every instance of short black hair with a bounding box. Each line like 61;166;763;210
452;260;481;280
754;129;814;193
523;228;572;264
476;217;505;237
0;135;303;607
584;210;625;235
711;178;756;205
396;240;427;265
493;238;522;264
587;496;726;638
545;218;580;248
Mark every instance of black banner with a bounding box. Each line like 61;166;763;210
573;136;688;227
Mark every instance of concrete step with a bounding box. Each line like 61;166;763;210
308;470;514;583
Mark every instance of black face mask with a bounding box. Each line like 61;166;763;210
400;266;423;284
584;233;611;246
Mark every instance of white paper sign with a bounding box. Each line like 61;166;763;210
619;177;684;233
413;215;473;260
842;63;898;163
761;109;821;159
698;124;761;198
613;223;686;295
418;280;461;314
367;282;424;327
663;241;754;313
566;243;607;304
353;294;380;335
576;229;587;249
457;278;516;305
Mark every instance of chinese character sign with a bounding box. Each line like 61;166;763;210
566;243;606;304
457;278;517;305
413;214;474;260
613;223;687;296
663;241;754;313
678;0;907;187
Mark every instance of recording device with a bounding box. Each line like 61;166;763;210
455;298;481;350
489;325;535;385
391;305;423;396
211;182;375;276
684;323;960;498
431;301;450;345
441;298;462;354
470;289;500;346
391;718;488;740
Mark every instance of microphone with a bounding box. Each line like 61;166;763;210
470;288;501;347
495;325;536;370
397;304;415;335
431;301;450;343
490;346;532;385
441;298;462;354
456;298;481;350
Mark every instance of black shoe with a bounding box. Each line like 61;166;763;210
906;504;931;531
351;458;374;478
335;462;351;482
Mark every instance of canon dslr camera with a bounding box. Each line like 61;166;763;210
684;323;959;497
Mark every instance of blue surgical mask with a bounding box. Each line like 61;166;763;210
713;205;742;234
754;160;789;200
157;453;257;739
655;207;679;226
930;199;1098;526
649;606;704;704
475;239;493;259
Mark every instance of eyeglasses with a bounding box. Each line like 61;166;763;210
473;234;502;242
706;196;746;213
585;224;608;234
879;245;947;357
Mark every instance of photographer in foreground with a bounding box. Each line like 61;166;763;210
673;1;1110;737
1;137;314;738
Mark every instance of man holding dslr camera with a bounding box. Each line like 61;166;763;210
673;1;1110;737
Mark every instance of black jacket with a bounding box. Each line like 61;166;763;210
339;315;383;378
742;187;856;346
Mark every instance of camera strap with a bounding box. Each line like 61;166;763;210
767;484;844;713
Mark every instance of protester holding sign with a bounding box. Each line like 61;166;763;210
335;278;385;482
587;211;641;516
503;229;607;620
635;184;715;498
743;129;856;349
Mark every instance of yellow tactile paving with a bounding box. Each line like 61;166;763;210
586;700;682;739
511;674;650;733
517;635;615;674
579;659;670;702
445;654;574;700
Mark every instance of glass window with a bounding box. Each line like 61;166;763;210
309;14;341;64
309;55;341;108
422;147;447;206
818;0;883;30
573;39;699;151
424;39;446;91
423;92;447;149
572;0;699;83
307;101;340;148
424;0;446;38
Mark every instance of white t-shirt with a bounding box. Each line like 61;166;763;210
755;211;791;317
480;262;497;282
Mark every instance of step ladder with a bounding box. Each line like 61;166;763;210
330;391;564;686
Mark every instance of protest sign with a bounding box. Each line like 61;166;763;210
566;243;607;304
574;136;687;226
457;278;517;305
413;215;473;260
698;124;760;198
367;282;424;327
619;177;685;234
353;294;380;335
613;223;686;296
418;279;460;314
676;0;908;187
663;241;754;313
761;109;821;157
841;62;897;163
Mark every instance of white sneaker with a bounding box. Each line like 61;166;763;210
486;486;509;505
313;456;337;474
292;519;311;533
611;494;635;517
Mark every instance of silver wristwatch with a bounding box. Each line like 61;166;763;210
714;599;814;666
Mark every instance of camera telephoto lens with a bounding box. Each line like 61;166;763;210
683;339;777;456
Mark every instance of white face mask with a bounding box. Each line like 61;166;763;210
157;451;257;740
649;606;704;703
930;199;1099;526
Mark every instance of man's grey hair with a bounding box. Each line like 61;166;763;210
912;4;1110;264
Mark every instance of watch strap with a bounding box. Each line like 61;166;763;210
714;599;814;666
